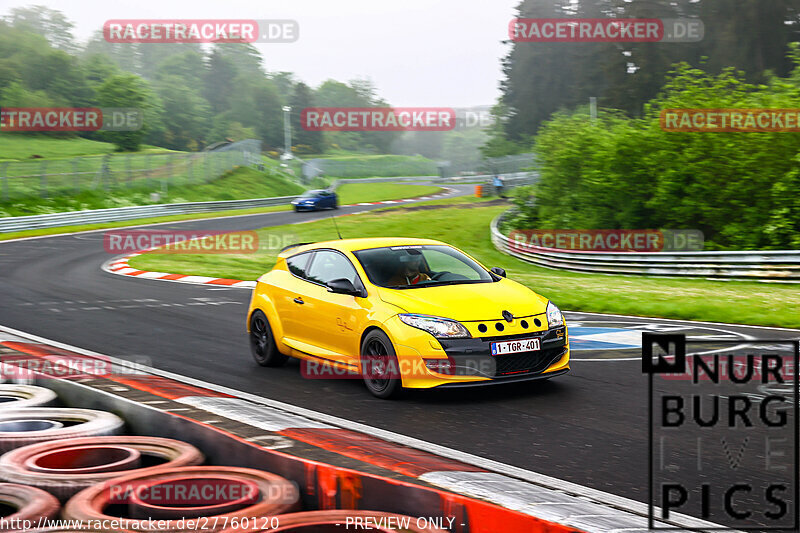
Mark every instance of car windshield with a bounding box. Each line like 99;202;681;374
300;190;323;198
353;245;494;289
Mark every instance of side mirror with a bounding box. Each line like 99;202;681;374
490;267;506;278
327;278;361;296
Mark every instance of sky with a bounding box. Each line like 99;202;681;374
0;0;521;108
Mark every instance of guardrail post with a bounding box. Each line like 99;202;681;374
39;160;48;198
73;158;80;194
163;154;171;194
101;154;112;191
0;162;9;202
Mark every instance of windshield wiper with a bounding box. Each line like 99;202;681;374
386;279;491;289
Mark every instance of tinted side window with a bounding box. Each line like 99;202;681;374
306;251;359;286
286;253;310;278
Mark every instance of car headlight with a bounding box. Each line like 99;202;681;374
546;301;564;328
398;314;470;339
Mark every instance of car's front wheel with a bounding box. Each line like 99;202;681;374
361;330;403;399
249;310;288;367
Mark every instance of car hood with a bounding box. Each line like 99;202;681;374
377;279;549;321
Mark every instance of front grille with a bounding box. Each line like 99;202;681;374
479;331;546;342
493;346;565;376
479;325;565;343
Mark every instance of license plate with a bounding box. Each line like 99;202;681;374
491;338;541;356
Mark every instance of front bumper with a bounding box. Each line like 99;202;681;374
432;367;569;388
437;326;568;379
384;315;569;388
293;203;318;211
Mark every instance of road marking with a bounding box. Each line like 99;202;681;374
180;396;334;431
27;297;241;313
569;321;754;362
565;310;800;333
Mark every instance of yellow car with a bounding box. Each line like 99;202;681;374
247;238;569;398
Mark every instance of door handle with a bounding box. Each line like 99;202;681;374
293;297;304;304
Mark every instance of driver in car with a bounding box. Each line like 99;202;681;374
387;253;431;286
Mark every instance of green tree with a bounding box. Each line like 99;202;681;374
290;82;323;153
82;54;121;87
83;30;140;74
491;0;800;150
139;43;202;80
155;50;206;86
225;76;283;148
268;71;296;102
213;43;264;78
314;79;398;153
203;49;238;114
8;6;76;53
154;75;211;150
517;60;800;249
96;74;155;151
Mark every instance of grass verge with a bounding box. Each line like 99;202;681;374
335;183;441;205
128;204;800;329
0;135;170;160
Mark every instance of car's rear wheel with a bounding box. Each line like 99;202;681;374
361;330;403;399
249;310;288;367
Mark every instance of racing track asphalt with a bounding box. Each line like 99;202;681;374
1;181;799;526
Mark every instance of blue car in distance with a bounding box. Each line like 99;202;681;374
291;189;339;212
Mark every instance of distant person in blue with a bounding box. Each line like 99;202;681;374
493;174;504;197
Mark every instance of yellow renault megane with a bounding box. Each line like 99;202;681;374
247;238;569;398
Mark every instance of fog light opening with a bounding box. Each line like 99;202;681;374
424;358;454;375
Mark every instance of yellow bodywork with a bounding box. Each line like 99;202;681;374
247;237;570;388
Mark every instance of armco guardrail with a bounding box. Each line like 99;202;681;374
0;196;299;233
491;214;800;282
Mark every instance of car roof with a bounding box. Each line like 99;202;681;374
278;237;447;257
